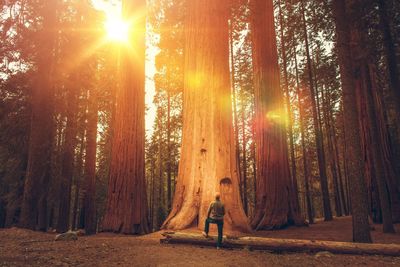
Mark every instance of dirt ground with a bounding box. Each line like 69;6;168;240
1;216;399;267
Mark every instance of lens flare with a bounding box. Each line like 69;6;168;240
105;15;129;43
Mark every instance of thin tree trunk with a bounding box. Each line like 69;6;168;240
241;105;248;215
84;87;98;235
300;0;332;221
72;130;85;230
157;111;164;228
321;87;343;217
331;105;349;215
278;0;299;211
294;49;313;224
150;158;155;230
57;74;79;233
167;91;172;211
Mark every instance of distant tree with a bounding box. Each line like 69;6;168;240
299;0;332;221
19;1;59;231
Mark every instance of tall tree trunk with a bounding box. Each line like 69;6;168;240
251;124;257;211
57;74;79;233
332;0;372;243
101;0;149;234
250;0;303;230
167;91;172;211
241;105;248;215
157;112;164;228
294;49;314;224
340;104;351;214
300;0;332;221
19;2;58;231
229;20;243;203
150;158;155;230
322;87;343;217
377;0;400;120
361;64;395;233
277;0;299;211
72;130;85;230
84;87;98;235
331;106;349;215
161;0;250;233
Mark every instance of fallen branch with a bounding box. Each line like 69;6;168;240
160;232;400;256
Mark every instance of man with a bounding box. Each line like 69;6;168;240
202;192;225;249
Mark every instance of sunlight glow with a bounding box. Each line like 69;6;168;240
105;15;130;43
266;110;288;125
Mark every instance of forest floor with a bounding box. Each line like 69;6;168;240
0;216;400;267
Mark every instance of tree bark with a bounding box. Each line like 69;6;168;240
332;0;372;243
250;0;303;230
101;0;149;234
161;0;250;233
229;19;243;206
361;64;395;233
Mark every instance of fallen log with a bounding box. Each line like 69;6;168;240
160;232;400;256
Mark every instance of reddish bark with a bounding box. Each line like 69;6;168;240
332;0;372;242
162;0;250;233
250;0;303;230
101;0;149;234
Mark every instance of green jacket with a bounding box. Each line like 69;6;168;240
207;200;225;220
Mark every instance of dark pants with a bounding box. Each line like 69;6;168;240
204;218;224;247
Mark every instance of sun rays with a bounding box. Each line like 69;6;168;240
104;15;130;43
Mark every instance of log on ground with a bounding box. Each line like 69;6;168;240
160;232;400;256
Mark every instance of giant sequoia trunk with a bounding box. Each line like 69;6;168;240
250;0;303;230
101;0;149;234
19;2;58;231
161;0;250;233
